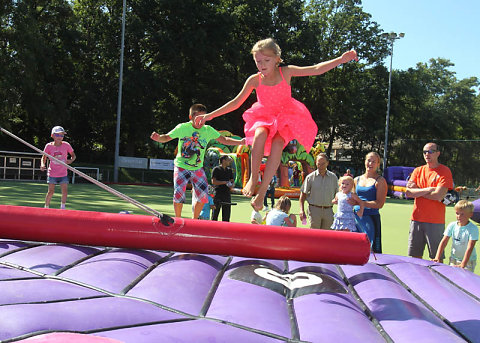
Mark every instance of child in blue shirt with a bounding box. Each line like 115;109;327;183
197;186;215;220
433;200;478;272
265;195;296;227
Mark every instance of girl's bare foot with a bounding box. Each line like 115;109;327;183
250;194;264;211
242;178;256;197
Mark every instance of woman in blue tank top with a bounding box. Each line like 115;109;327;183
354;152;388;253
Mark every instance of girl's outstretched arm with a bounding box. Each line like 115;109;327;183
284;50;358;79
195;74;258;126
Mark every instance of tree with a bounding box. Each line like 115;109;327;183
0;0;80;151
387;58;480;185
295;0;388;160
1;0;478;188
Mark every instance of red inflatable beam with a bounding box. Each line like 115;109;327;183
0;205;370;265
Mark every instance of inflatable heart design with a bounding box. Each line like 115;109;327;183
254;267;323;290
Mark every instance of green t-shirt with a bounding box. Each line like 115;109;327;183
168;122;220;170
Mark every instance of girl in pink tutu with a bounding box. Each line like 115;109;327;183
195;38;357;210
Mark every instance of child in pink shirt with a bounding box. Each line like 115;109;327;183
40;126;76;209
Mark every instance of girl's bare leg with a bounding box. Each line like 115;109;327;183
60;183;68;206
44;183;55;208
243;127;268;197
251;133;284;210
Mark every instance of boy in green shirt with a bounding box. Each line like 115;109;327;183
151;104;245;219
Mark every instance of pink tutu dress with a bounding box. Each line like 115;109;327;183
242;68;318;156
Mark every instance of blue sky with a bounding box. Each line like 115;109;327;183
361;0;479;86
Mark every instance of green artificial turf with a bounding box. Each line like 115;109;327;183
0;180;477;275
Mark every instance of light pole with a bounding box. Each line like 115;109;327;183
113;0;127;182
382;32;404;173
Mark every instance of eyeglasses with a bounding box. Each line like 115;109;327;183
423;149;437;154
53;133;64;138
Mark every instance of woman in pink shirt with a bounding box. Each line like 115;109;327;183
40;126;76;209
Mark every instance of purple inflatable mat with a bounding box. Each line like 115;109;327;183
1;240;479;342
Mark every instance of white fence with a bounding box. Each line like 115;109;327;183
1;152;173;183
0;151;44;181
72;167;101;184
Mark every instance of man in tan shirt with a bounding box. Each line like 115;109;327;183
299;153;338;229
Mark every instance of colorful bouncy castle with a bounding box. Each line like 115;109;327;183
384;166;415;199
473;198;480;224
204;134;326;198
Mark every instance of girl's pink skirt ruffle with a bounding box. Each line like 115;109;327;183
242;99;318;156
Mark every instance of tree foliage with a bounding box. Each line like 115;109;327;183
0;0;479;184
388;58;480;185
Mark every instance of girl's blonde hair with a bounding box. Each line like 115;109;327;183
365;151;381;164
275;195;291;213
338;175;355;192
365;151;382;173
251;38;284;64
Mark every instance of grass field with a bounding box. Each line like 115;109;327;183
1;180;478;276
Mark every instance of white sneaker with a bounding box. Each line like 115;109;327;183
263;206;269;211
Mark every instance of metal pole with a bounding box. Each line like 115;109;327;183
113;0;126;183
0;126;173;225
382;40;394;173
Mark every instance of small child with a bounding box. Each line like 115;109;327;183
263;174;276;210
433;200;478;272
198;187;216;220
40;126;76;209
331;176;364;232
265;195;296;227
292;165;301;187
251;202;267;224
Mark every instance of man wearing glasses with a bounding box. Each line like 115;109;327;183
406;142;453;261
